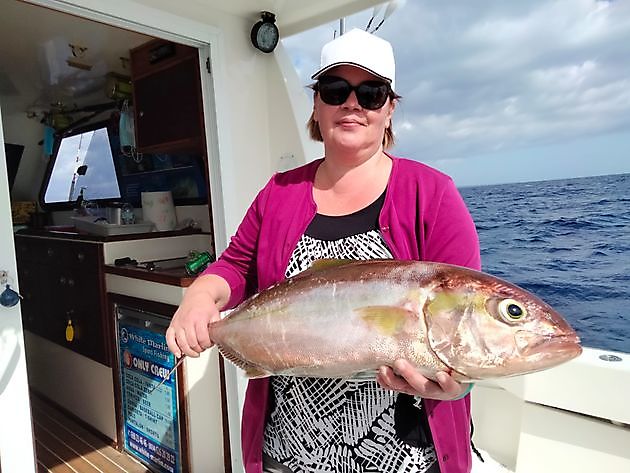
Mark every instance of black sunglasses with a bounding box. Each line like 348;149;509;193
316;76;392;110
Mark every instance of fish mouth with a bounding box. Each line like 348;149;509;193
516;331;582;359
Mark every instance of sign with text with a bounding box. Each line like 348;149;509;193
117;310;181;473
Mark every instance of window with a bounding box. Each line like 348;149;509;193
43;124;121;206
40;119;208;210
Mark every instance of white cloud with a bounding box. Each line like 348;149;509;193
283;0;630;183
398;120;414;131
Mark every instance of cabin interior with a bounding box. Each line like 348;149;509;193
2;0;213;230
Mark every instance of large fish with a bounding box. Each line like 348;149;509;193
209;259;582;381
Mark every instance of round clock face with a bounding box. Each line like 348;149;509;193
254;22;279;53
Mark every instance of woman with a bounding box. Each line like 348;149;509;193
167;28;480;473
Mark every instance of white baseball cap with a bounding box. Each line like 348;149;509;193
311;28;396;91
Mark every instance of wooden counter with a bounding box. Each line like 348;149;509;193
17;226;202;242
104;263;196;287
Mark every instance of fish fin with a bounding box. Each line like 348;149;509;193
356;306;415;335
295;258;388;279
216;344;271;379
288;258;357;280
347;369;378;381
309;258;356;271
243;366;272;379
306;258;394;273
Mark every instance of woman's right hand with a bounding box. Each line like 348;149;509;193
166;274;230;358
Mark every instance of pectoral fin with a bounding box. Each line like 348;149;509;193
356;306;416;335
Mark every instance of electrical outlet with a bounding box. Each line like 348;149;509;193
0;270;7;285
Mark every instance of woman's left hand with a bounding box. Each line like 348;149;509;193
377;359;469;400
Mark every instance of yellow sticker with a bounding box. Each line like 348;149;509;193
65;320;74;342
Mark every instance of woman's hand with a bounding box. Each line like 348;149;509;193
165;274;230;359
377;359;469;400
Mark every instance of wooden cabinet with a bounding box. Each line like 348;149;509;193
15;235;110;366
130;39;205;154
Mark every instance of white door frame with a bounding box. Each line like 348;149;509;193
1;0;232;470
0;104;37;473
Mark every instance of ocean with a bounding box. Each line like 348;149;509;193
460;172;630;354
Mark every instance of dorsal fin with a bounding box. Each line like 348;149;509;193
293;259;356;279
310;258;355;270
216;344;271;379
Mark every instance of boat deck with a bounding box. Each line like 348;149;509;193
31;394;150;473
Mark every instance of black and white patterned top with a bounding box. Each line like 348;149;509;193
262;192;438;473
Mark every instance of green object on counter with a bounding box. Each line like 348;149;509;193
185;251;213;276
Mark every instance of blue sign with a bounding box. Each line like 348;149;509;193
118;317;180;473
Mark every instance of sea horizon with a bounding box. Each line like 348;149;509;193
460;172;629;354
458;170;630;189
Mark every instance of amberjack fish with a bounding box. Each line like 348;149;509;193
209;259;582;381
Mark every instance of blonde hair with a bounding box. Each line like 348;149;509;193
306;86;401;149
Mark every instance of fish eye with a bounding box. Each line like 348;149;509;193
498;299;527;321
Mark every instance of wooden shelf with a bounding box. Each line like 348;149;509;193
104;263;195;288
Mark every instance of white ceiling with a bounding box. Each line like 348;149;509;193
127;0;385;36
0;0;151;110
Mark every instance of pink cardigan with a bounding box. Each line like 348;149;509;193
203;156;481;473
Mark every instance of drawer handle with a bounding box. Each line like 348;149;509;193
59;276;66;285
67;278;75;287
77;253;85;262
47;249;54;257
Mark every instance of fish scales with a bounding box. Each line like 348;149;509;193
208;260;582;380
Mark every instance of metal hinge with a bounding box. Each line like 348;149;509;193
206;57;211;74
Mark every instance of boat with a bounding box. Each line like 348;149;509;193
0;1;628;472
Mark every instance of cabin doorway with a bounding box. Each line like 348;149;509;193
0;0;221;470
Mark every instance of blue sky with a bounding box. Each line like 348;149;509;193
283;0;630;187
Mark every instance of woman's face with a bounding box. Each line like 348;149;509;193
313;65;395;156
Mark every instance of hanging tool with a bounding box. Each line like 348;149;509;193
146;355;186;395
